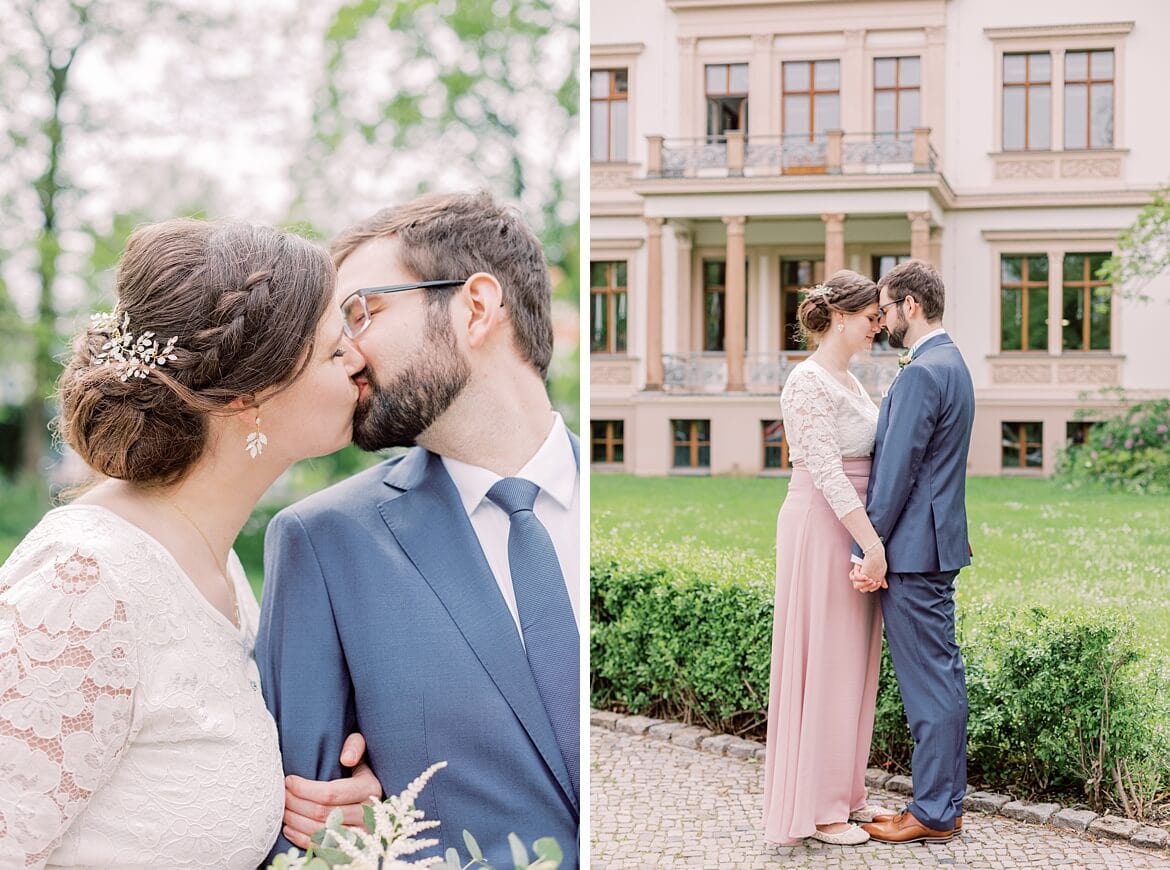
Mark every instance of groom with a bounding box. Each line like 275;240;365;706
851;259;975;844
256;191;579;867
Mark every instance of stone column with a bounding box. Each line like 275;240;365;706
1048;249;1064;355
723;216;747;392
672;224;693;352
908;211;932;263
644;218;665;390
821;213;846;276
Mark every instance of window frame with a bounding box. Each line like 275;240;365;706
761;419;791;471
999;254;1050;353
704;62;749;142
1060;252;1113;352
985;21;1131;159
1063;49;1115;150
671;419;711;470
589;259;629;355
1002;420;1044;470
590;68;629;164
590;419;625;465
873;56;921;140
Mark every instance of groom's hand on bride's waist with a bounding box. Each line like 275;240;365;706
281;732;385;849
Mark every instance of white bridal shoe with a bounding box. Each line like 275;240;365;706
849;803;898;823
809;824;871;845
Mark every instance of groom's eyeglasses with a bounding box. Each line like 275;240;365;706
877;297;906;318
340;279;469;339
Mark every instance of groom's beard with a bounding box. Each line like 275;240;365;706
886;317;909;349
352;308;471;451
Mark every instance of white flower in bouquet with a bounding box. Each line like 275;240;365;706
267;760;563;870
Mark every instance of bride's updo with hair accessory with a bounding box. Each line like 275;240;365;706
796;269;879;347
58;219;335;487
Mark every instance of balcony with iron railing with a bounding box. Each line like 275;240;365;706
662;351;902;397
645;129;939;180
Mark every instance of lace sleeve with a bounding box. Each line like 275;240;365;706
781;367;865;519
0;546;137;868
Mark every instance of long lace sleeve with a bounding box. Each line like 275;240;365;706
0;546;137;868
781;367;865;519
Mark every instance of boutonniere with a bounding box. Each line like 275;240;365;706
898;351;913;369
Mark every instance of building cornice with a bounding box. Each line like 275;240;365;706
981;229;1120;243
591;42;646;57
983;21;1134;41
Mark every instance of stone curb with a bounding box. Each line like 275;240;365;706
591;708;1170;853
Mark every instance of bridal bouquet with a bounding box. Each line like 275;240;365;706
267;761;563;870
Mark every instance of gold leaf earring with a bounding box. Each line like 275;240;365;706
246;411;268;459
837;321;845;332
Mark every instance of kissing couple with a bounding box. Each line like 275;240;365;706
0;192;580;869
762;261;976;847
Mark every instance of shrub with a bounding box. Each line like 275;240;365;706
590;543;1170;817
1057;399;1170;494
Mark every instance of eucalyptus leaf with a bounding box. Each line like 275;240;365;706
532;838;563;864
362;804;376;833
462;829;484;861
306;859;331;870
443;847;462;870
312;846;353;865
508;832;529;868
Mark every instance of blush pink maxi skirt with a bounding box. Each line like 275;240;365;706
762;458;883;844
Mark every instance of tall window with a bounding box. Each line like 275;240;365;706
1000;255;1049;351
590;260;628;353
1002;421;1043;469
702;260;726;352
591;420;624;464
591;69;628;162
762;420;791;470
874;57;920;139
872;254;911;280
1003;52;1051;150
1062;253;1111;351
672;419;711;469
706;63;749;141
780;259;824;351
1065;50;1114;149
782;60;840;140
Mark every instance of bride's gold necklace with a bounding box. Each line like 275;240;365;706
167;499;240;629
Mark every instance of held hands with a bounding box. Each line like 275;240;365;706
850;543;888;594
282;732;384;850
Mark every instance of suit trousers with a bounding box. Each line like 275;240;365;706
879;570;967;830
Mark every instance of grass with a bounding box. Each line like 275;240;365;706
592;474;1170;655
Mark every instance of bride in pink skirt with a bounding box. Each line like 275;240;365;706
762;270;891;846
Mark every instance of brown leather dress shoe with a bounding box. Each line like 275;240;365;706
861;811;957;843
871;813;962;832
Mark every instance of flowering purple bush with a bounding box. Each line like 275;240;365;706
1057;399;1170;494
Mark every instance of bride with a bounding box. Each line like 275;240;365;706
1;219;381;867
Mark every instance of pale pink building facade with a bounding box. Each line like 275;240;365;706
589;0;1170;476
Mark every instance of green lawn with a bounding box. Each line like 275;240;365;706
592;474;1170;655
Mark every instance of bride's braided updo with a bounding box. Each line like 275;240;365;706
796;269;879;347
58;219;334;486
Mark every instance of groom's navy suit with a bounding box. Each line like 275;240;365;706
854;332;974;830
255;444;579;867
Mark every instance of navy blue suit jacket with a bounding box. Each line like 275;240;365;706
256;445;579;867
854;333;975;573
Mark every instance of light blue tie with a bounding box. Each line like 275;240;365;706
487;477;579;800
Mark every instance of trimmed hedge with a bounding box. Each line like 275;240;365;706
591;542;1170;818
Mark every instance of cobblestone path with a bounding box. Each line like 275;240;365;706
590;727;1170;869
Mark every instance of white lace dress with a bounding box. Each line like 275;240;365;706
0;505;284;869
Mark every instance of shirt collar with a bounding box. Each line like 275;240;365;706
442;413;576;516
910;327;947;358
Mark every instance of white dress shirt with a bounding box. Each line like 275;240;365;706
908;327;948;358
442;413;581;640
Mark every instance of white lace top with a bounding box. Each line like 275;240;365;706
780;359;879;518
0;505;283;869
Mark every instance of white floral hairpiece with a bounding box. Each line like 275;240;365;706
806;283;831;299
90;311;179;382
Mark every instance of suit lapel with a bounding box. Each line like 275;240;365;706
376;448;577;812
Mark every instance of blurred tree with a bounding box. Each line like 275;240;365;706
297;0;580;429
0;0;319;477
1098;182;1170;302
